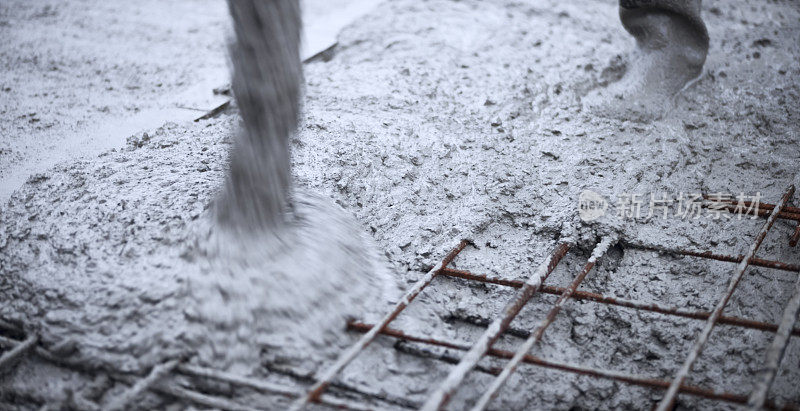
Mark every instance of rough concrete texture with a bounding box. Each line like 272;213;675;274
0;0;375;200
0;0;232;200
2;0;800;409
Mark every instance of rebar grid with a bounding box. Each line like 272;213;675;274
656;184;796;411
106;359;180;411
346;322;797;409
702;196;800;222
300;185;799;410
0;334;37;370
439;268;800;336
2;187;798;410
470;236;615;410
0;332;388;411
419;242;571;410
289;238;471;410
748;276;800;409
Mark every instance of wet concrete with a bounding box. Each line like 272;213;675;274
1;0;799;409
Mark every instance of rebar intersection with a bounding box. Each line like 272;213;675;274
296;184;800;410
2;185;799;410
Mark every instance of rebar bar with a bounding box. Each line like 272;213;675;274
439;267;800;336
107;359;181;411
747;275;800;409
178;364;374;411
789;223;800;247
0;335;19;349
289;239;469;410
420;242;571;411
656;184;796;411
347;322;795;409
624;242;800;273
702;198;800;222
702;195;800;215
0;334;37;372
393;341;502;377
444;314;532;339
471;236;614;411
264;362;419;409
154;381;262;411
0;318;22;334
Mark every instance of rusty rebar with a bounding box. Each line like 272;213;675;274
706;203;800;222
624;242;800;273
444;314;532;339
420;242;571;411
747;275;800;409
789;223;800;247
702;197;800;222
657;184;796;411
439;267;800;337
289;239;469;410
393;341;502;378
0;334;37;372
472;236;614;411
1;334;377;410
702;195;800;215
153;381;262;411
178;364;374;411
710;203;800;222
107;359;181;411
264;362;419;409
347;322;795;409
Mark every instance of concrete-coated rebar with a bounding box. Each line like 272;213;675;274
747;275;800;409
420;241;571;411
656;184;795;411
471;236;614;411
289;239;469;410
